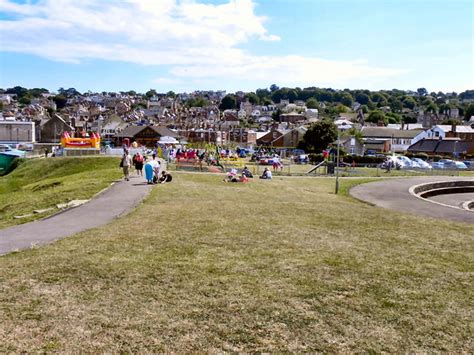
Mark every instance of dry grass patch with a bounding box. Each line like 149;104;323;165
0;173;472;352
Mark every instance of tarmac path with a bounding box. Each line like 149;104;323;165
350;176;474;224
0;177;153;256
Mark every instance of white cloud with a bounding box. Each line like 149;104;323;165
0;0;405;89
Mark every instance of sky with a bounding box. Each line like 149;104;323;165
0;0;473;94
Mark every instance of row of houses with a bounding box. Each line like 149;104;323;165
2;112;474;157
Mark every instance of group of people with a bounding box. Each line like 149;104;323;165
121;150;172;185
223;166;272;183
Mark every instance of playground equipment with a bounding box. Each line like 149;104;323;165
61;132;101;149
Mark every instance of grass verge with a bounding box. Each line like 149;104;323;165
0;173;472;351
0;156;122;228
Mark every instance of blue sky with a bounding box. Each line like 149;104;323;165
0;0;472;94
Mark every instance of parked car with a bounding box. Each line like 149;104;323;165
393;156;413;169
411;158;432;169
454;161;468;169
431;162;445;169
438;159;458;170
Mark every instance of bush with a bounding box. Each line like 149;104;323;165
414;153;428;160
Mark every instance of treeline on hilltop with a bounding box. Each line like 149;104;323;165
2;85;474;124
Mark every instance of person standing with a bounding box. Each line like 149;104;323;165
121;149;132;181
144;154;160;184
133;152;144;176
272;155;280;172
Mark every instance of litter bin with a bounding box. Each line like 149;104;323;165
327;162;335;174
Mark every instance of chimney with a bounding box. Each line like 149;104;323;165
451;123;457;134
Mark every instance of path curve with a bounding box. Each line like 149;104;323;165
350;176;474;224
0;177;154;256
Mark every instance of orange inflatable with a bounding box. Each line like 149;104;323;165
61;132;101;149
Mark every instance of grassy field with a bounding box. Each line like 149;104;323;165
0;172;472;352
0;157;122;228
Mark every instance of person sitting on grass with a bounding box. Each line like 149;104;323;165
242;166;253;178
158;170;173;184
223;168;239;182
259;167;272;180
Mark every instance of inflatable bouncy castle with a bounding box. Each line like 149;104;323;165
61;132;101;149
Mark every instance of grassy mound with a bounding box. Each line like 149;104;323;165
0;173;472;352
0;157;121;228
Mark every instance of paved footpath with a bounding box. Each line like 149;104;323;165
0;177;153;256
350;176;474;224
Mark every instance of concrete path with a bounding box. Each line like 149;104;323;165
350;176;474;224
0;177;154;256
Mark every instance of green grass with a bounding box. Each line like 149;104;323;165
0;157;122;228
0;173;472;351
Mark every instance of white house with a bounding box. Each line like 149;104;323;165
334;119;353;131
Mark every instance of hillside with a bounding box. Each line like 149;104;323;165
0;157;121;228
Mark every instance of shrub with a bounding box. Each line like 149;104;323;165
414;153;429;160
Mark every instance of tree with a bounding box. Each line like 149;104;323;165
244;92;259;105
355;92;370;105
417;87;428;97
272;108;282;121
145;89;157;98
335;104;348;114
340;92;353;107
262;98;273;106
425;101;438;114
271;88;289;103
402;114;417;124
18;96;32;105
52;95;67;109
306;98;319;109
441;118;462;125
219;95;237;110
287;89;298;103
186;97;209;108
389;98;403;113
386;112;402;123
29;88;49;97
299;120;338;153
371;92;387;103
256;88;270;101
269;84;279;92
402;97;416;109
366;110;387;125
465;104;474;121
6;86;28;98
166;91;176;98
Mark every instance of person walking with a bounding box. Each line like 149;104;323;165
133;152;144;176
121;149;132;181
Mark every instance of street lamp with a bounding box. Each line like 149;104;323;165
454;140;458;159
335;129;340;194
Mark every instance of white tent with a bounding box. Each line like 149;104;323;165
158;136;178;144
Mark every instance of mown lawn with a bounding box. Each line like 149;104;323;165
0;173;472;352
0;157;122;228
